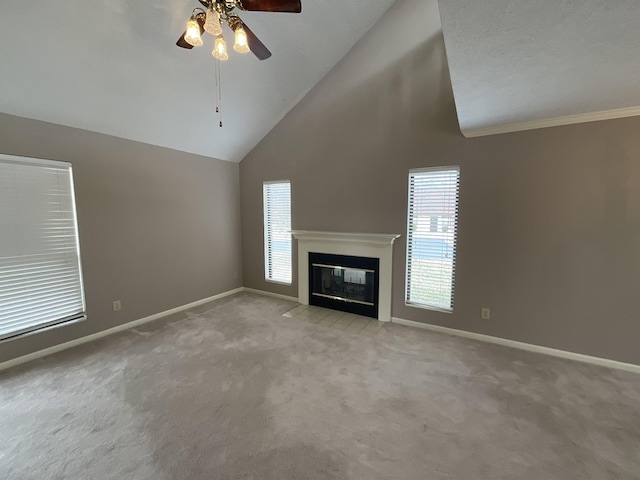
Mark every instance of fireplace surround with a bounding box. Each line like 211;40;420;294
291;231;401;322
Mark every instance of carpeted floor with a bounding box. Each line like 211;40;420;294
1;292;639;479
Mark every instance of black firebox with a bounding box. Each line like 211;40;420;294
308;252;379;319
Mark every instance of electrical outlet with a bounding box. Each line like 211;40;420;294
481;307;490;320
113;300;122;312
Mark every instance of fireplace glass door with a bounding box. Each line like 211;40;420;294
311;264;375;306
309;252;379;318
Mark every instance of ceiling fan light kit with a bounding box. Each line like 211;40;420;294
177;0;302;61
176;0;301;127
213;35;229;61
204;8;223;36
184;16;204;47
233;26;250;53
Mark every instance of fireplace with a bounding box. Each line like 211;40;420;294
291;231;401;322
309;252;379;318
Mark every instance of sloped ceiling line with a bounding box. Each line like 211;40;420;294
0;0;397;162
438;0;640;136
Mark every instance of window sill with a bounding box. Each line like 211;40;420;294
0;314;87;344
265;279;293;286
405;302;453;314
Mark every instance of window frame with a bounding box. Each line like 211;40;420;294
405;165;460;313
0;154;86;342
263;180;292;285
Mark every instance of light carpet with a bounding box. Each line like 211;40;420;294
1;292;639;479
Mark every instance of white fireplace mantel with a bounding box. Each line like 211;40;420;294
291;230;401;322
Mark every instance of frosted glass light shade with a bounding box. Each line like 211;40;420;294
233;26;250;54
204;8;222;36
184;18;203;47
212;35;229;61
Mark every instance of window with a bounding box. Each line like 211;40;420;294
0;155;85;340
406;166;460;311
263;181;292;284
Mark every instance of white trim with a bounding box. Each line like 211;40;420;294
67;164;87;322
405;302;453;314
391;317;640;374
0;156;86;341
291;231;401;322
265;279;293;286
462;105;640;138
263;180;292;284
242;287;299;303
291;231;401;247
404;167;460;312
263;179;291;185
0;288;243;373
0;153;71;168
409;165;460;174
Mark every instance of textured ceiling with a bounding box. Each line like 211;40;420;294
0;0;396;162
438;0;640;136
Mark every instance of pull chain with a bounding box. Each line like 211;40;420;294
215;58;223;127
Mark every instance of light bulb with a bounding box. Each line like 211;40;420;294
204;8;222;36
212;35;229;61
184;18;203;47
233;26;250;54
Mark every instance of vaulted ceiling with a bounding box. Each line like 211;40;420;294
4;0;637;159
439;0;640;137
0;0;396;162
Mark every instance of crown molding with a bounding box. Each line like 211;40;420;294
462;105;640;138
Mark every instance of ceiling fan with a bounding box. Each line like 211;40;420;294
177;0;302;61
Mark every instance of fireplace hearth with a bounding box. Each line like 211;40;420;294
309;252;379;318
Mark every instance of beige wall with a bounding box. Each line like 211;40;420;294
0;113;242;364
240;0;640;365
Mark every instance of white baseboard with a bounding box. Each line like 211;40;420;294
391;317;640;374
0;287;244;373
242;287;299;303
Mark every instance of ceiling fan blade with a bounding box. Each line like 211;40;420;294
237;0;301;13
176;17;205;50
176;32;194;49
242;22;272;60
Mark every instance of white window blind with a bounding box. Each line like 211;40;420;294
263;181;292;284
0;155;85;341
406;166;460;311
